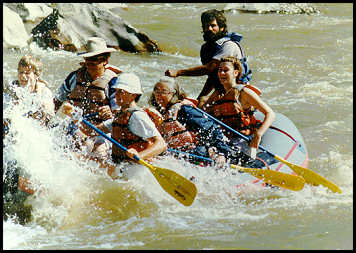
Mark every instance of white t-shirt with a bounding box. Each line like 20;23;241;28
213;41;243;61
103;110;161;140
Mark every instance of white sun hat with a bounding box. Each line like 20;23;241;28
78;37;117;58
112;72;143;95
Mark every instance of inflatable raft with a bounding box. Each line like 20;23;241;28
236;111;309;188
165;105;309;190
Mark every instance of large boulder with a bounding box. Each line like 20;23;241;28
5;3;53;35
3;6;30;49
3;3;160;53
224;3;320;15
5;3;52;23
30;8;82;52
30;3;160;53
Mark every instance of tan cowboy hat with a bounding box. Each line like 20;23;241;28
112;72;143;95
78;37;117;58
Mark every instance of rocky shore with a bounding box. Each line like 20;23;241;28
4;3;319;54
4;3;160;53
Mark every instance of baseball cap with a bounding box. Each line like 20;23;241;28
112;72;143;95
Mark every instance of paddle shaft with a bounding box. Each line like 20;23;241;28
193;107;274;152
81;118;197;206
192;106;342;193
83;112;99;119
167;148;305;191
168;148;213;163
82;119;140;162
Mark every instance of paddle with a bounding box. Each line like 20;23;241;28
167;148;305;191
80;118;197;206
192;106;342;194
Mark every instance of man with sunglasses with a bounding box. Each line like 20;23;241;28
53;37;121;158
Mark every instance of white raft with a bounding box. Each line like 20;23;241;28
236;111;309;188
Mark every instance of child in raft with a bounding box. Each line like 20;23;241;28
7;55;55;125
3;55;55;223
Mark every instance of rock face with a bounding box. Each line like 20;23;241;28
31;8;81;52
3;6;30;49
6;3;52;23
224;3;320;15
3;3;160;53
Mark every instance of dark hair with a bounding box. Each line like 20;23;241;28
201;9;227;33
220;56;243;81
91;52;111;60
98;52;111;60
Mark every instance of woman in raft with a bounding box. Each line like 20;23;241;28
202;56;275;162
145;76;234;167
145;76;198;151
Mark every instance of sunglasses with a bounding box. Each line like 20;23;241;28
153;89;172;95
84;55;107;63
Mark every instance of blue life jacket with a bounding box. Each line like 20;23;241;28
177;105;255;166
200;32;252;84
177;105;233;156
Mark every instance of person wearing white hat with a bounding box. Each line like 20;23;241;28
96;72;167;168
53;37;122;158
63;73;167;178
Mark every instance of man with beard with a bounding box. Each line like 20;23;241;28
165;9;252;108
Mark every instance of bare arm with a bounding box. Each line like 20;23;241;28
27;84;55;125
165;65;208;77
40;86;55;116
126;135;167;161
240;89;275;148
165;59;219;77
165;60;220;102
60;102;111;136
197;60;220;99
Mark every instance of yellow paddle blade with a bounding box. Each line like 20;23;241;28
230;164;306;191
139;160;197;206
274;155;342;194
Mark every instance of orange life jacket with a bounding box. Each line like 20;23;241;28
68;65;121;123
111;108;153;163
144;98;198;150
206;85;262;136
